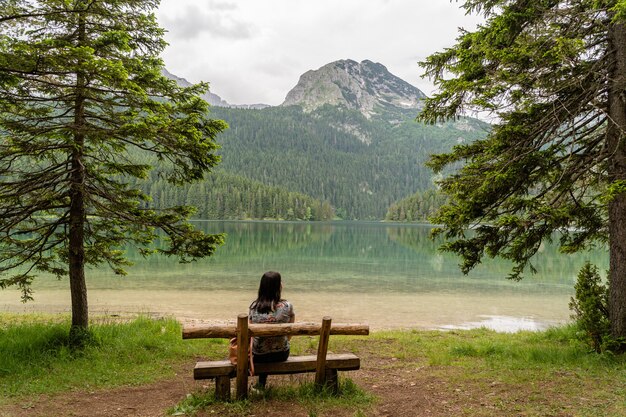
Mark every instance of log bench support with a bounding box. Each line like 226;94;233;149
235;314;249;400
183;315;368;400
215;375;231;401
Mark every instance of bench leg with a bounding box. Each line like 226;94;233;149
257;373;267;388
215;376;231;401
325;369;339;394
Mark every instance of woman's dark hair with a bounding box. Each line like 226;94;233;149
250;271;282;314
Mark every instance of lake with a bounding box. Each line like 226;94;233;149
0;221;608;331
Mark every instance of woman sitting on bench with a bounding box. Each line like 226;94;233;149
249;271;295;388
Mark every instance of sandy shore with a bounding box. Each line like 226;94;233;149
0;288;569;331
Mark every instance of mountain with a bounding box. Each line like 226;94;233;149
281;59;426;118
162;69;269;109
162;69;229;107
150;61;488;220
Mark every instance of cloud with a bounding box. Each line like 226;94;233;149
208;1;237;11
158;0;484;105
161;3;253;40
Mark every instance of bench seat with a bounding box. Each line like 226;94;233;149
194;353;360;380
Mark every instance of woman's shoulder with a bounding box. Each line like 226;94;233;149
276;299;294;315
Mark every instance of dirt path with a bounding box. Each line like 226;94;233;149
0;354;574;417
0;358;520;417
1;378;186;417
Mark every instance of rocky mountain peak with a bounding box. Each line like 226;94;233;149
281;59;426;117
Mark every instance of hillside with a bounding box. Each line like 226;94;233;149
138;169;334;221
162;60;488;220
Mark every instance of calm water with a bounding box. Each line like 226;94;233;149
0;221;608;331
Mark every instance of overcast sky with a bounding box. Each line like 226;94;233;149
156;0;483;106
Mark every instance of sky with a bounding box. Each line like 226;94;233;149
156;0;484;106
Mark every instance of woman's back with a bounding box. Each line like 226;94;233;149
249;271;295;387
249;299;294;354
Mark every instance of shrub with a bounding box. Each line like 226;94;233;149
569;262;610;353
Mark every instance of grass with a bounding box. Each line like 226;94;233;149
1;314;625;416
328;325;626;416
169;378;374;416
0;313;221;403
360;325;624;370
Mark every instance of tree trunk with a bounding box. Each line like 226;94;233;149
69;8;89;337
607;22;626;343
69;151;88;333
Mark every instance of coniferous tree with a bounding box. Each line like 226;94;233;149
419;0;626;345
0;0;225;339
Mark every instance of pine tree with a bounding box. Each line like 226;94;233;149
0;0;226;340
419;0;626;346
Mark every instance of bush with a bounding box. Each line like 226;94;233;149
569;262;610;353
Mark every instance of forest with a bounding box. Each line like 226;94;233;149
139;169;334;221
141;104;486;220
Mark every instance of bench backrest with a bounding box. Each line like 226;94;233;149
183;320;370;339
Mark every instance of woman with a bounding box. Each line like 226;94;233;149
249;271;295;387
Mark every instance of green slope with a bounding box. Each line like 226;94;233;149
208;104;487;219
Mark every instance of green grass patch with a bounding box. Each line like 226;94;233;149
326;324;625;371
0;313;223;403
324;325;626;416
168;378;374;417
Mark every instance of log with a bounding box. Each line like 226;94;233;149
193;360;235;379
194;354;360;379
183;322;369;339
326;368;339;394
250;322;369;337
235;314;249;400
253;353;360;374
183;324;235;339
215;375;231;401
315;317;332;387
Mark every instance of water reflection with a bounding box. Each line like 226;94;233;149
0;221;609;330
439;315;560;332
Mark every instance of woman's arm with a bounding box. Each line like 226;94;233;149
288;305;295;340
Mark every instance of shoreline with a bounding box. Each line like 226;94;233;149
1;308;568;333
1;287;571;333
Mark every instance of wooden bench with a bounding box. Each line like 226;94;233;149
183;314;369;400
